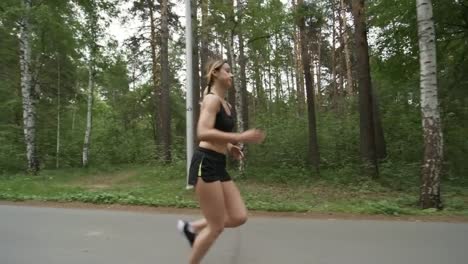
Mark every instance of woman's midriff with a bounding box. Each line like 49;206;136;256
198;141;228;155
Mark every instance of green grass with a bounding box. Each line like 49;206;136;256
1;163;467;217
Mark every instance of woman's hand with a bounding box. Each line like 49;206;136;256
237;129;266;144
228;144;245;161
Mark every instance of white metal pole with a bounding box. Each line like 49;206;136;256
185;0;194;189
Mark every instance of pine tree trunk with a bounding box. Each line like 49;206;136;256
149;0;161;155
160;0;171;162
340;0;354;96
298;0;320;172
351;0;378;177
56;54;61;169
19;0;39;174
338;4;345;95
331;1;338;107
293;0;305;116
253;52;264;109
276;35;283;106
200;0;209;91
372;90;387;159
416;0;443;209
191;0;201;147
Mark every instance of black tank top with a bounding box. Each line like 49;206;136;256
213;98;235;132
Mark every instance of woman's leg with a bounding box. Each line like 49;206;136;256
189;180;247;233
188;218;207;233
189;180;225;264
221;180;248;227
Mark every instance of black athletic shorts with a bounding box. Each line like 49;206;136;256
188;147;231;186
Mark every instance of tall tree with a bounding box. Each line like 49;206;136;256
200;0;209;91
235;0;249;172
416;0;443;209
315;27;322;105
191;0;201;147
331;0;338;107
297;0;320;172
339;0;353;96
146;0;162;157
225;0;246;172
160;0;171;162
82;6;98;167
19;0;39;174
224;0;237;113
351;0;378;176
55;53;61;169
292;0;306;116
238;0;249;132
372;91;387;160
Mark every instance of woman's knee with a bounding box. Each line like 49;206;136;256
208;224;224;237
229;212;248;227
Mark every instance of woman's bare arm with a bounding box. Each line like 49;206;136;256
197;95;240;143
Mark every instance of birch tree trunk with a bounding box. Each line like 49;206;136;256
19;0;39;174
316;29;322;104
82;10;97;167
225;0;237;111
82;61;94;167
416;0;443;209
238;0;248;132
227;4;245;173
226;47;237;110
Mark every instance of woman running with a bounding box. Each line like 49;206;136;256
177;58;265;264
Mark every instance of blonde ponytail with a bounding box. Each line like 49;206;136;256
201;58;226;101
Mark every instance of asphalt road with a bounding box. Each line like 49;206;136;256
1;204;467;264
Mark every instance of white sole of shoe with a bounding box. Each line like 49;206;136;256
177;219;185;233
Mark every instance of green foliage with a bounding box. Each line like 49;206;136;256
248;107;308;169
360;200;411;216
1;166;467;216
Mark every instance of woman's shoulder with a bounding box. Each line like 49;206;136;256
202;94;222;112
